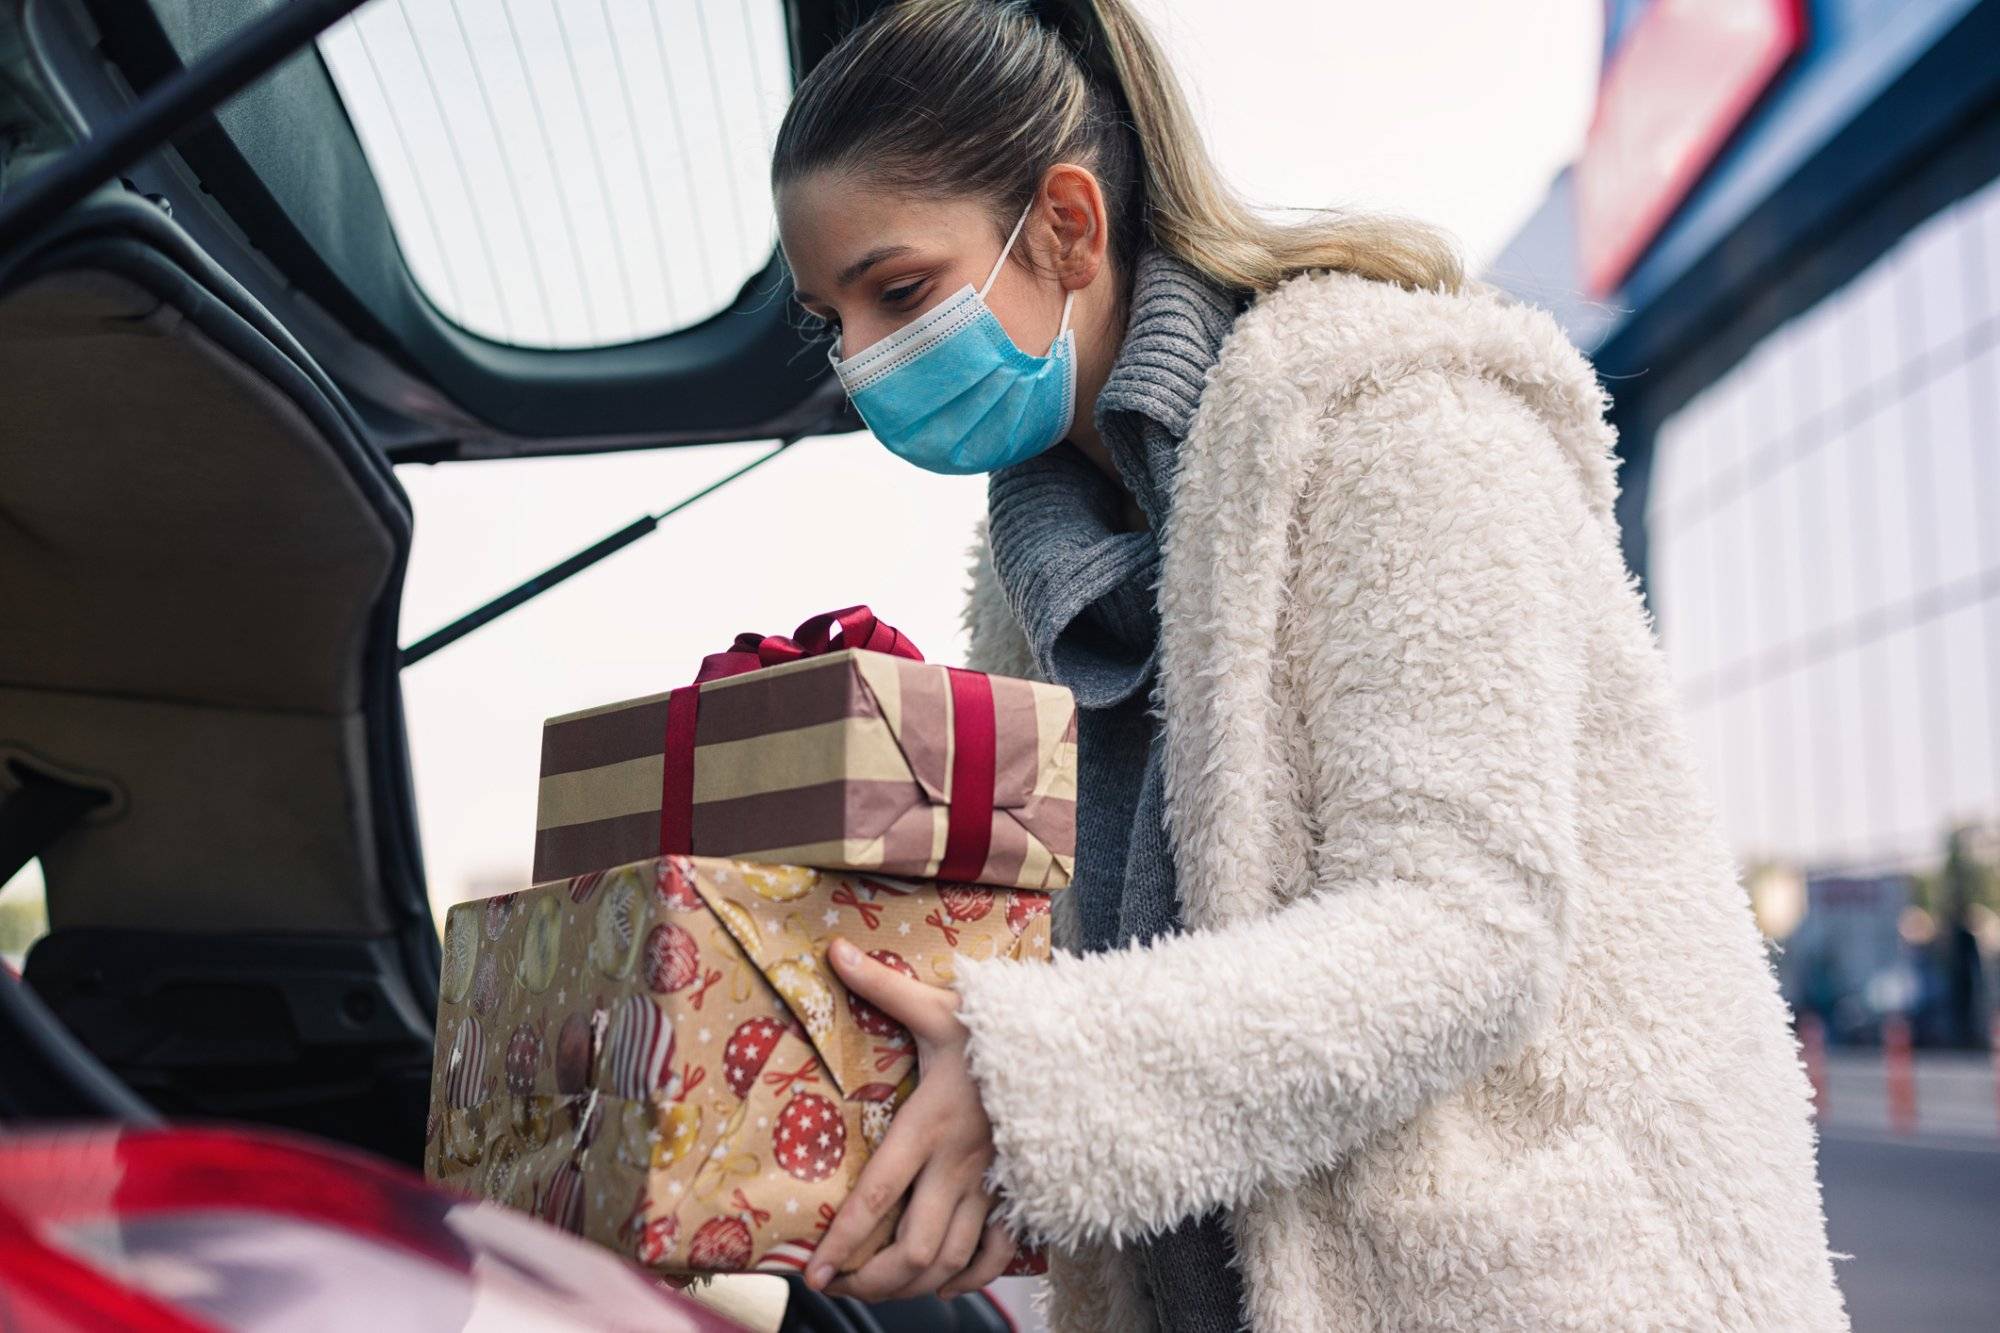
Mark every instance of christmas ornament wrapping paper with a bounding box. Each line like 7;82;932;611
532;647;1077;892
425;853;1052;1277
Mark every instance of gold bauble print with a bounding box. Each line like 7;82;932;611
591;871;647;980
768;955;835;1043
517;893;563;993
440;909;480;1005
735;863;817;903
653;1100;703;1168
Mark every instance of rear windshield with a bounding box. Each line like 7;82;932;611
318;0;791;350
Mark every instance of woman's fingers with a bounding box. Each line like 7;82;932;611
937;1219;1020;1302
827;936;958;1042
805;1107;926;1289
827;1161;970;1302
806;939;989;1299
915;1194;993;1301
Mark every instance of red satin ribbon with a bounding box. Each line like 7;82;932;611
658;606;995;883
938;668;995;883
694;605;922;683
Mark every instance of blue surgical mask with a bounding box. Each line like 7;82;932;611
829;203;1077;475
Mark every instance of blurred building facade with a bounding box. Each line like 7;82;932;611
1488;0;1999;1038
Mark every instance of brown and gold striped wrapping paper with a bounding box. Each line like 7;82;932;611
533;649;1076;891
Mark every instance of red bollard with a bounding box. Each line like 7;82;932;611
1799;1012;1829;1121
1883;1015;1917;1135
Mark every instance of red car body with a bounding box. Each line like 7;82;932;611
0;1125;752;1332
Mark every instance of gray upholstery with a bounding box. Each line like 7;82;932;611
0;269;397;933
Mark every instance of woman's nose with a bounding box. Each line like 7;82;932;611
836;325;875;363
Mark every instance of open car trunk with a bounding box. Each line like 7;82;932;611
0;0;889;1161
0;5;1055;1325
1;192;438;1161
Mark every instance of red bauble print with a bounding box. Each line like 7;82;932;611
602;996;674;1099
1006;892;1051;935
504;1022;542;1095
848;950;917;1039
554;1012;594;1095
938;885;993;922
774;1090;847;1182
723;1016;786;1099
654;856;704;913
536;1163;585;1235
636;1214;679;1266
686;1215;753;1271
644;923;700;993
481;893;516;940
444;1015;487;1109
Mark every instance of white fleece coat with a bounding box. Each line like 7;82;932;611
951;269;1846;1332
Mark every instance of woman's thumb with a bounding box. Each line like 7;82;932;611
827;936;947;1039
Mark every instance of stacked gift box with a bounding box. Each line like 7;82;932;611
425;608;1075;1280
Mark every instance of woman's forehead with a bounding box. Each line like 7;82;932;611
778;178;996;286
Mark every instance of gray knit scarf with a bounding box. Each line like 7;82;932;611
985;249;1247;1332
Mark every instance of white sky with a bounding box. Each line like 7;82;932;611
393;0;1604;908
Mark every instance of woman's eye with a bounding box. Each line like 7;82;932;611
882;283;924;308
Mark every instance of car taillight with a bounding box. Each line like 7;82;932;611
0;1125;472;1267
0;1126;748;1333
0;1205;214;1331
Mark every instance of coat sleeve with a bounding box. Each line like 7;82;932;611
950;372;1593;1250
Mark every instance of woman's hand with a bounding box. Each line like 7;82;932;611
804;936;1020;1302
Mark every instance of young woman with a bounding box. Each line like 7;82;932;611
775;2;1847;1329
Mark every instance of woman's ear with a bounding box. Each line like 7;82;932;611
1036;163;1109;292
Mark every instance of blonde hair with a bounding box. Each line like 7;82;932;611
773;0;1462;297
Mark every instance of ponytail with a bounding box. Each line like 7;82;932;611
1084;0;1461;293
773;0;1462;296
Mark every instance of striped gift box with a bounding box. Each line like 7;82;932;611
533;649;1076;891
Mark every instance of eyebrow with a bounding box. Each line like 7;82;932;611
795;244;916;305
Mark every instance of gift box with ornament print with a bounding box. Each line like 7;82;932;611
425;853;1051;1278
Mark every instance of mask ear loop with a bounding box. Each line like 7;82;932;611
982;201;1078;352
980;202;1034;300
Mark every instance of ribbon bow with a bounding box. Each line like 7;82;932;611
730;1188;774;1228
692;1146;761;1201
829;883;884;929
659;604;998;886
924;908;961;947
694;605;923;683
760;1056;822;1096
687;966;722;1011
